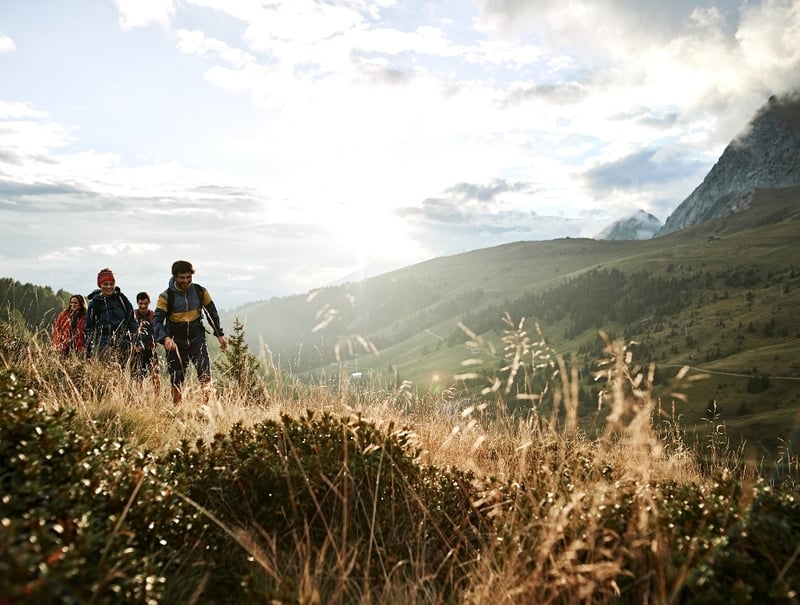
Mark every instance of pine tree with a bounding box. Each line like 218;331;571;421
215;317;261;397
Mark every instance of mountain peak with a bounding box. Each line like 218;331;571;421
596;209;662;240
658;91;800;235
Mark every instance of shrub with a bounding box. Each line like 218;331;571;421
159;410;488;601
0;371;169;604
2;358;799;604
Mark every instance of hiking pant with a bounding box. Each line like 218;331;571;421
166;338;211;388
95;338;132;369
133;347;158;378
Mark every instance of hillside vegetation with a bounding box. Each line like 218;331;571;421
226;186;800;458
0;315;798;603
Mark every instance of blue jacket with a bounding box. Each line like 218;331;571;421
152;278;224;348
84;288;140;355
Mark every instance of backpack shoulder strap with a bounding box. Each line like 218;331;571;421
193;283;219;334
118;291;133;312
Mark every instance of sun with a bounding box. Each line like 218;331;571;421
329;208;427;275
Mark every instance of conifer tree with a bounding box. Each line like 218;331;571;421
215;317;261;397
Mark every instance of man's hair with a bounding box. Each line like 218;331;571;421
171;260;195;277
136;291;150;302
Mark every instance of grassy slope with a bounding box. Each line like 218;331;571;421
229;186;800;454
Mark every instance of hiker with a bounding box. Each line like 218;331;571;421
84;268;143;367
132;291;161;393
52;294;88;355
152;260;227;404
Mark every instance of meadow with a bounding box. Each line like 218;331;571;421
229;187;800;463
1;318;799;604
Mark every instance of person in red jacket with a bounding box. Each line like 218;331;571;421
52;294;88;355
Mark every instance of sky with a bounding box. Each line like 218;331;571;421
1;0;799;311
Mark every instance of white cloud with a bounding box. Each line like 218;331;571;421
2;0;799;308
737;0;800;91
0;100;46;119
113;0;176;30
0;35;15;53
176;29;253;68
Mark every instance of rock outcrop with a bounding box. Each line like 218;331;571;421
658;94;800;235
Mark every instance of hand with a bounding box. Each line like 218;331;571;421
163;337;176;352
218;335;228;351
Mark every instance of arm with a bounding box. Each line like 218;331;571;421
152;292;177;351
120;294;143;350
83;303;94;357
200;287;228;351
52;311;67;350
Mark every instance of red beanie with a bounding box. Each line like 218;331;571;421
97;268;116;287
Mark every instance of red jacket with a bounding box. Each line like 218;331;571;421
53;309;86;354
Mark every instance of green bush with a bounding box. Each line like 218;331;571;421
160;411;487;601
673;478;800;603
0;371;169;604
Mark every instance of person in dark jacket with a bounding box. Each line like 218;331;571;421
132;291;160;393
152;260;227;404
52;294;88;355
84;268;142;367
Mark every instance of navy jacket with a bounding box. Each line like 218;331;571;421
84;288;140;354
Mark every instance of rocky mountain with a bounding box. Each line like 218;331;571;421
596;209;662;240
659;93;800;235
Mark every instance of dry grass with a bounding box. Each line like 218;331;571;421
2;320;792;604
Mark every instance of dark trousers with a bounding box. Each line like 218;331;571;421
166;338;211;388
133;347;160;386
96;339;132;369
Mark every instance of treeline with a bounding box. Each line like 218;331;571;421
447;268;704;346
0;277;72;332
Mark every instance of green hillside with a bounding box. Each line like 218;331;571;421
226;186;800;456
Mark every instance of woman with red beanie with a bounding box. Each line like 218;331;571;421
84;268;143;367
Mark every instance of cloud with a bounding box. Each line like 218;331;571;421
737;0;800;92
444;179;535;203
0;180;88;200
0;101;47;119
474;0;738;46
395;178;537;225
113;0;176;30
0;35;14;53
176;29;254;68
392;177;601;251
504;82;589;107
0;102;72;173
473;0;800;148
583;148;707;193
398;206;588;256
7;0;800;309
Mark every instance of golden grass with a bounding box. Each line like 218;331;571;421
2;322;792;604
1;321;716;485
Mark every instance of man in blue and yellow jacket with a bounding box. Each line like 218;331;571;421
152;260;227;404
